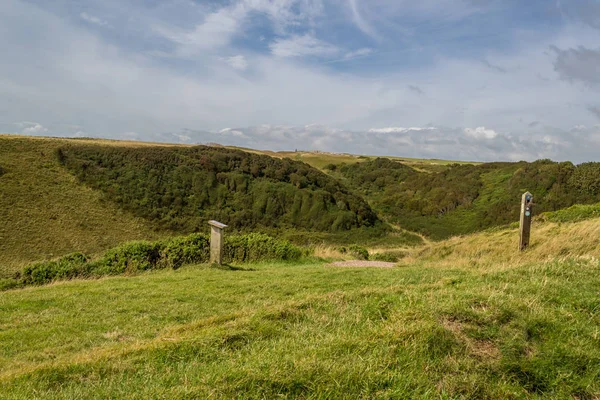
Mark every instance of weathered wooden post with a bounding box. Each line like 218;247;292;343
519;192;534;251
208;220;227;265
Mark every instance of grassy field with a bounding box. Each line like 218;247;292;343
228;145;478;173
1;214;600;398
0;135;170;277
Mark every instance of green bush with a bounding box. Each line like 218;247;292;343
541;203;600;223
159;234;210;269
21;252;89;285
370;250;407;262
0;278;20;291
93;241;163;275
339;245;369;260
224;233;303;263
11;233;305;288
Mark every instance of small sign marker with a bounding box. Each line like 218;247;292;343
519;192;534;251
209;220;228;265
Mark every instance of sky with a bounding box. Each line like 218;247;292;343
1;0;600;162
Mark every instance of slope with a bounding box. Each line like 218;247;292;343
57;143;380;232
1;214;600;398
0;136;166;277
335;158;600;239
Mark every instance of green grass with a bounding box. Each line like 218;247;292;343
229;146;478;173
1;255;600;398
0;135;165;277
540;202;600;223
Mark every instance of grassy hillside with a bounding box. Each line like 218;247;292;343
0;136;166;277
1;215;600;398
1;136;430;277
2;134;598;279
232;146;476;173
335;158;600;239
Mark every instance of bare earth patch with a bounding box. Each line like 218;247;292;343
441;317;501;360
326;261;397;268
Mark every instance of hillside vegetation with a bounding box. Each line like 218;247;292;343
0;136;164;277
58;144;379;233
1;215;600;398
2;134;599;277
334;158;600;239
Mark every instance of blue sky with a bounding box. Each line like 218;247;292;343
1;0;600;161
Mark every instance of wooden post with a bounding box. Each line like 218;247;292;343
519;192;533;251
208;220;227;265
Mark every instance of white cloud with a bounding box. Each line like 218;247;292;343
223;55;248;70
80;12;108;27
175;123;600;163
347;0;380;40
3;0;600;163
16;122;47;135
219;128;247;138
464;126;498;139
368;127;436;134
154;0;324;56
270;34;339;57
154;6;242;55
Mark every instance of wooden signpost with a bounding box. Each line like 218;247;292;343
209;220;227;265
519;192;533;251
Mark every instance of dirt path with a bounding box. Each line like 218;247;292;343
326;261;397;268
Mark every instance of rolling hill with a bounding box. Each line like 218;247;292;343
1;205;599;398
333;157;600;239
56;143;379;232
3;134;600;398
2;134;600;275
0;136;166;277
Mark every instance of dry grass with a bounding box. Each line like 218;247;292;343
0;135;168;277
405;217;600;271
312;244;349;260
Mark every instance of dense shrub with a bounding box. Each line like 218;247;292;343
0;165;5;177
541;203;600;223
159;234;210;269
370;250;407;262
224;233;304;263
14;234;305;287
339;245;369;260
93;241;163;275
21;253;89;285
569;162;600;197
0;278;21;291
57;144;379;233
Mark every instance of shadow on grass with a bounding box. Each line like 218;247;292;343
210;263;256;272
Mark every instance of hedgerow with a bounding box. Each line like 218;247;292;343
14;233;305;287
